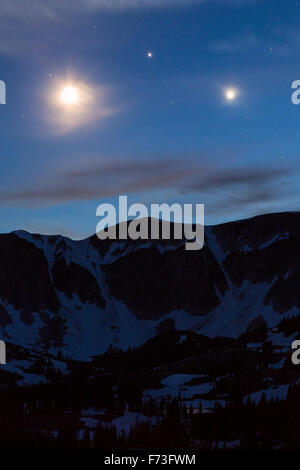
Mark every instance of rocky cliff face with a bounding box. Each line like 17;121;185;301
102;242;228;320
0;212;299;359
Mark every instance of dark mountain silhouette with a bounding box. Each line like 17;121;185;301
0;212;300;450
0;212;299;360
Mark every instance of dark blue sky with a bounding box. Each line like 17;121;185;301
0;0;299;238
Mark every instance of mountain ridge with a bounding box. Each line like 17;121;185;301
0;211;299;360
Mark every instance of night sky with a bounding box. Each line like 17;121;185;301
0;0;299;238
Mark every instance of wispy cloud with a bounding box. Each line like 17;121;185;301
186;167;291;215
0;155;292;221
0;158;195;205
210;33;259;53
0;0;203;25
0;1;204;57
0;0;260;57
0;0;259;17
209;27;300;58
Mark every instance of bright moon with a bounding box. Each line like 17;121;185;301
225;88;238;101
47;76;114;134
61;86;78;105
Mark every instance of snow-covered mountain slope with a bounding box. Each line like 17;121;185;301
0;212;299;360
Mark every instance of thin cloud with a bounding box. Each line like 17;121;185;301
187;167;287;192
0;158;195;206
189;167;292;216
0;0;203;23
210;33;259;53
0;1;205;57
0;0;259;17
0;157;293;217
0;0;260;57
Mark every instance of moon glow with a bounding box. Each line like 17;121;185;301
46;76;116;134
224;88;238;101
61;86;78;105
